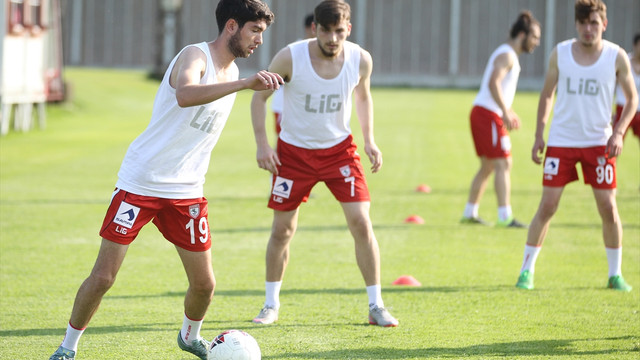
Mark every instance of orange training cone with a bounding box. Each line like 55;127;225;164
392;275;422;286
415;184;431;193
404;215;424;224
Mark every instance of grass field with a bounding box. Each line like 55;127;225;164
0;68;638;359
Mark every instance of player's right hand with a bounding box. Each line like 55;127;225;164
256;144;281;175
531;137;546;164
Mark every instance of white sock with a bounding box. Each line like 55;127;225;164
366;285;384;308
61;322;85;351
605;247;622;277
520;244;542;273
463;203;479;218
265;281;282;309
498;205;512;222
180;313;203;343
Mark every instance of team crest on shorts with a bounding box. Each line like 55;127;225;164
272;176;293;198
544;157;560;176
114;201;140;229
339;165;351;177
189;204;200;219
597;156;606;166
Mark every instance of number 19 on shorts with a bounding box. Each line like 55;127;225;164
186;217;209;244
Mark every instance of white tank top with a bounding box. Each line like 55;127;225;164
116;42;238;199
473;44;520;117
548;39;618;147
615;52;640;110
279;39;361;149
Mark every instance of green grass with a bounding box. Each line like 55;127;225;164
1;68;638;359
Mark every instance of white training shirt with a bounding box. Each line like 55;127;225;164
548;39;618;147
279;39;361;149
615;52;640;110
115;42;237;199
473;43;521;117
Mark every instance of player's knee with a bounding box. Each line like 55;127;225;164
537;199;559;220
191;278;215;299
87;272;117;293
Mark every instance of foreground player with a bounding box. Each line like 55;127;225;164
613;33;640;143
515;0;638;291
250;0;398;327
461;11;541;227
49;1;281;359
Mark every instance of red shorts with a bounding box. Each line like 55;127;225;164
613;105;640;138
470;105;511;158
269;135;370;211
99;189;211;251
542;146;616;189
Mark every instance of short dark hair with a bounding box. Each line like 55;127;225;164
313;0;351;29
575;0;607;23
634;33;640;46
304;13;314;29
509;10;539;39
215;0;274;34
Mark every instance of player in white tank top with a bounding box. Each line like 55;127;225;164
461;11;541;227
548;39;619;147
49;2;284;359
515;1;638;292
278;38;360;149
249;0;398;327
473;43;521;118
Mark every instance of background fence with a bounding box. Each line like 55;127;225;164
59;0;640;90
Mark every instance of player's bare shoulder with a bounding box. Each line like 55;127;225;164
269;46;293;83
170;45;208;87
358;47;373;78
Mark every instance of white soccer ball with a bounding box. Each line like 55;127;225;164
207;329;261;360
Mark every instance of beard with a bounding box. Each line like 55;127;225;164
228;32;248;58
317;39;338;58
521;37;534;53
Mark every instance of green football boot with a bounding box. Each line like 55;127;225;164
608;275;632;292
516;270;534;290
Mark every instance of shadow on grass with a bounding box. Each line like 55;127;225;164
0;323;175;337
264;336;637;359
102;285;512;300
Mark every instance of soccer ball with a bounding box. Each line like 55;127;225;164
207;330;261;360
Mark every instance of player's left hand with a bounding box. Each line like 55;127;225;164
605;132;624;158
247;70;284;91
365;143;382;173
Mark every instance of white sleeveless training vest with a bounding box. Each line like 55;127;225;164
548;39;618;147
473;44;521;117
115;42;237;199
279;39;361;149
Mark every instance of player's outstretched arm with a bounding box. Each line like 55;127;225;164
532;48;559;164
354;49;382;173
172;47;283;108
607;48;639;158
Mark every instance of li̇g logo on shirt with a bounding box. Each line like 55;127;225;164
114;201;140;229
